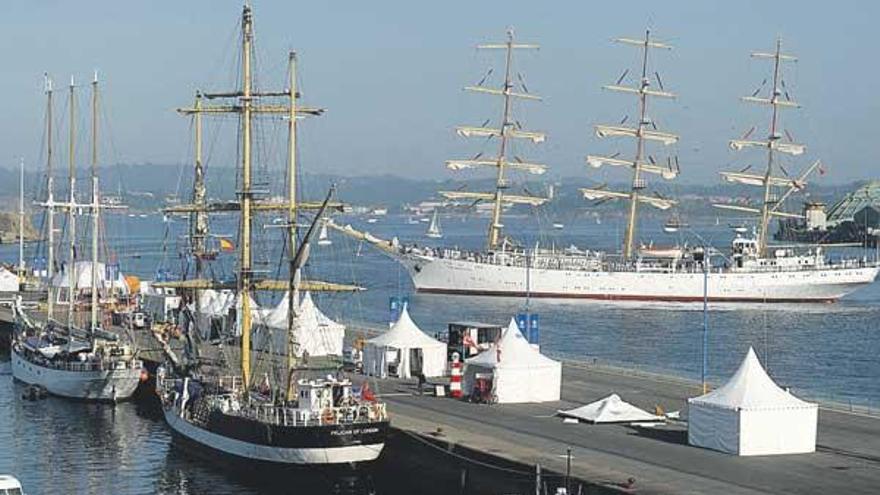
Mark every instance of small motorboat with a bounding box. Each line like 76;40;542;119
552;222;564;230
0;475;23;495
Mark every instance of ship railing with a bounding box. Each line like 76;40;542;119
216;375;243;393
27;354;142;373
241;402;388;427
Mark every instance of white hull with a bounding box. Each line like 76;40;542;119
163;407;386;465
402;255;880;302
11;347;142;401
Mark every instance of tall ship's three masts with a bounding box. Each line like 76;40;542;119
352;32;879;302
11;74;143;401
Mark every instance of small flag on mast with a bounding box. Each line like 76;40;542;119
219;238;235;252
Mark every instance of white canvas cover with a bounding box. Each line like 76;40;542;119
364;305;447;379
688;347;818;456
0;266;19;292
463;318;561;404
558;394;663;424
252;292;345;357
51;261;129;294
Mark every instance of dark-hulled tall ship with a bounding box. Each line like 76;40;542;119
156;4;389;466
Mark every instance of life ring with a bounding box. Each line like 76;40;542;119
358;405;370;421
322;408;335;425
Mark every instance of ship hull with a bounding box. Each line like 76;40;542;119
11;346;142;401
164;406;388;465
402;256;880;303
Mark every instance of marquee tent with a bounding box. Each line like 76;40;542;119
0;266;19;292
463;318;561;404
364;305;446;379
51;261;129;302
558;394;664;424
252;291;345;357
688;347;818;456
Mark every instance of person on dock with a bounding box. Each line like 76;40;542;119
416;371;426;395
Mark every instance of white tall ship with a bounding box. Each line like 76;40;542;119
338;33;879;303
12;74;143;401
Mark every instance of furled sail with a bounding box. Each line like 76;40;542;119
455;126;546;143
446;159;547;175
439;190;547;206
603;84;675;99
711;203;804;219
729;139;806;156
586;155;678;180
595;125;679;145
464;86;541;101
580;188;676;210
740;96;800;108
720;171;805;189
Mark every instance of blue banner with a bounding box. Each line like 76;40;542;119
529;314;540;344
516;313;540;343
105;263;120;281
389;296;408;322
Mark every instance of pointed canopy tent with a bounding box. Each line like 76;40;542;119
364;305;447;379
558;394;664;424
688;347;818;456
252;291;346;357
463;318;562;404
0;266;20;292
50;261;129;302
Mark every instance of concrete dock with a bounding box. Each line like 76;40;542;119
376;361;880;495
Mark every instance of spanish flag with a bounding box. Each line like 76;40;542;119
219;238;235;252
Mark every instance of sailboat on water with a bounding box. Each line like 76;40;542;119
336;32;878;303
155;5;388;466
425;209;443;239
12;74;142;401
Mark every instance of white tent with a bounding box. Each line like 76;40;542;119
463;318;561;404
688;347;818;456
558;394;664;424
364;305;447;379
252;292;345;357
0;267;19;292
51;261;129;297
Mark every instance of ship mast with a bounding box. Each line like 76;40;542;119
67;77;77;331
166;5;333;391
45;75;56;324
90;72;100;334
714;39;812;256
440;29;547;251
190;90;207;330
581;31;679;260
18;157;25;277
286;51;298;401
239;4;254;391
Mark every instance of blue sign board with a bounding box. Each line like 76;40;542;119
389;296;409;323
516;313;540;344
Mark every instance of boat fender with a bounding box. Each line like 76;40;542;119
322;408;335;425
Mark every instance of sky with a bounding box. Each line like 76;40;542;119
1;0;877;186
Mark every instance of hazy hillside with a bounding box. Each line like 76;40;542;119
0;163;872;217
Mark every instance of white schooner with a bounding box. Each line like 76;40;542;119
12;74;143;401
334;33;879;302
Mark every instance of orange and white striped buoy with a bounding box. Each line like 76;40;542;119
449;352;462;398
